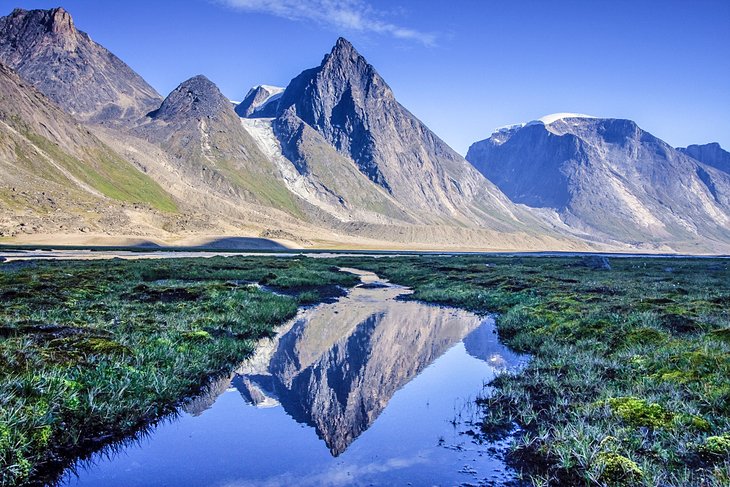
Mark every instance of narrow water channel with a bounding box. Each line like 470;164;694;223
60;269;525;486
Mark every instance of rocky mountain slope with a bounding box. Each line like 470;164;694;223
679;142;730;174
132;75;302;215
0;7;161;125
0;6;726;252
0;61;179;239
466;115;730;252
268;38;539;229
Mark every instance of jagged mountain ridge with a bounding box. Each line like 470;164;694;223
268;38;539;228
0;5;725;252
0;8;161;125
466;116;730;251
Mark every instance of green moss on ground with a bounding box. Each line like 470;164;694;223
333;255;730;486
2;254;728;486
0;256;357;486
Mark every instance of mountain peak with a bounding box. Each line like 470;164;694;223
49;7;74;34
0;6;161;123
2;7;78;50
152;74;232;121
333;37;355;53
324;36;364;67
679;142;730;174
236;84;284;118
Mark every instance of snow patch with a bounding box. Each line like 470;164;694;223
239;117;355;221
529;113;597;126
491;113;597;138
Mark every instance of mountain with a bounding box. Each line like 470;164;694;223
132;75;303;215
234;37;582;249
269;38;533;228
7;5;722;252
0;61;178;239
679;143;730;174
235;85;283;118
0;7;161;124
466;115;730;252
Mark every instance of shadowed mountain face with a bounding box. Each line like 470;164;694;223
679;143;730;175
234;271;521;455
466;117;730;251
0;8;161;125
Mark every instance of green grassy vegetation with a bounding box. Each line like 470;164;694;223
2;254;728;486
215;156;304;218
22;129;178;213
333;255;730;486
0;256;358;486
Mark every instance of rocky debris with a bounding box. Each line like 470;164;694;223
0;7;161;124
577;255;612;270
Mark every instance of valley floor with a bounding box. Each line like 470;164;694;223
0;254;728;486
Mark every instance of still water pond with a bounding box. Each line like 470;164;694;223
61;269;524;486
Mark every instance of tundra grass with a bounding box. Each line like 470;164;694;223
0;256;358;486
332;255;730;486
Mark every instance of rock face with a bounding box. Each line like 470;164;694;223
270;38;540;228
235;85;283;118
0;8;161;124
679;143;730;174
466;116;730;251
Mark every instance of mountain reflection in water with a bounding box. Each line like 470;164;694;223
64;269;525;487
229;269;519;456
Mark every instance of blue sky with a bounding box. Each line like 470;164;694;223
9;0;730;155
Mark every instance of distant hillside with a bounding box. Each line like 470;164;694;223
0;61;178;239
467;115;730;252
679;142;730;175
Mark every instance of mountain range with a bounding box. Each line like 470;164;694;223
0;7;727;253
466;115;730;251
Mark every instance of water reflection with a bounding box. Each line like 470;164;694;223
62;269;524;487
232;269;519;456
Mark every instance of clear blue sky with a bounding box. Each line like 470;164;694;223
9;0;730;155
